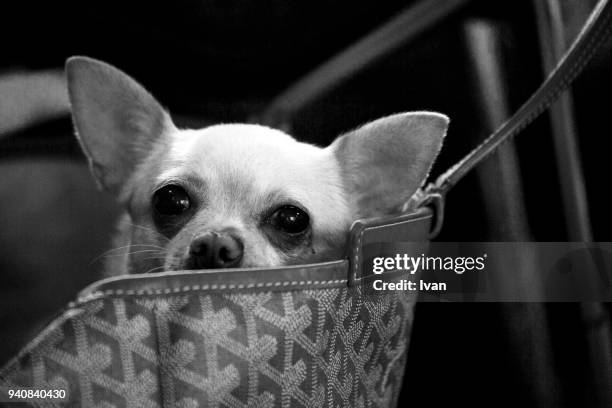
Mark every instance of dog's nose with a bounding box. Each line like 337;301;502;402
188;232;244;269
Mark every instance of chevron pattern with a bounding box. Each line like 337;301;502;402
0;287;415;407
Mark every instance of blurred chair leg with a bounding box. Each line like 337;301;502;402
534;1;612;406
464;20;561;407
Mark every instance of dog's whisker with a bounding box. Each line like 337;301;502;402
91;245;168;264
140;255;167;261
126;243;168;251
143;265;166;274
101;249;167;259
127;223;171;243
96;244;166;256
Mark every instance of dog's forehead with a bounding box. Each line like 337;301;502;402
179;124;316;160
160;124;339;202
168;124;324;177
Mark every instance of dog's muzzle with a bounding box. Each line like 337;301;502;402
186;231;244;269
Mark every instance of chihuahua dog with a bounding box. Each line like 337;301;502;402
65;57;448;276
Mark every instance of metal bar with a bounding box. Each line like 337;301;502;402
464;20;531;241
258;0;471;129
535;0;594;241
464;20;560;407
533;1;612;406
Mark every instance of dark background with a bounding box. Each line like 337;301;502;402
1;0;611;406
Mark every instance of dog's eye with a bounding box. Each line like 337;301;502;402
269;205;310;234
153;185;191;216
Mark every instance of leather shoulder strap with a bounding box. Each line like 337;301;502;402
428;0;612;196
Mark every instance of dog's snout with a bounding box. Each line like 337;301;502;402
188;231;244;269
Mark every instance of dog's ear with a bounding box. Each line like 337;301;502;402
66;56;173;194
329;112;448;219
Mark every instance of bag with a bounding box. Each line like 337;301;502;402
1;0;610;405
0;209;433;407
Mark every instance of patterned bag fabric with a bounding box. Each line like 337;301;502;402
0;209;433;407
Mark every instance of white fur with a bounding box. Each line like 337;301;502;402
65;56;449;275
160;124;351;238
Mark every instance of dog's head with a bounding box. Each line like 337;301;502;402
66;57;448;274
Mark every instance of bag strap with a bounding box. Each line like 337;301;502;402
422;0;612;203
